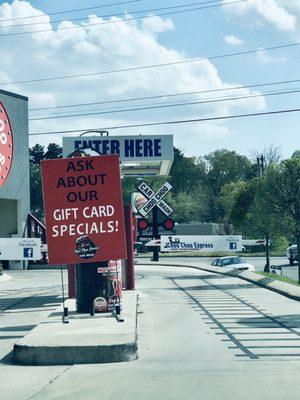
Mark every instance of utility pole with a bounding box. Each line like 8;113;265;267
257;156;270;272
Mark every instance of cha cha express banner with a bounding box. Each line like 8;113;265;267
161;235;243;252
41;155;127;265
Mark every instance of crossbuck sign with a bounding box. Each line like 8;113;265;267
137;181;173;217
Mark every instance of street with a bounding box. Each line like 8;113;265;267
138;255;300;281
1;265;300;399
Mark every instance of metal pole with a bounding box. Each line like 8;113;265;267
152;207;159;262
257;156;270;272
264;234;270;272
60;265;69;323
67;264;76;299
124;204;135;290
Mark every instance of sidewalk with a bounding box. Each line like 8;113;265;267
14;291;138;365
0;273;12;282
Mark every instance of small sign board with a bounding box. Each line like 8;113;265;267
0;238;41;260
160;235;243;252
41;155;127;265
131;192;147;214
136;181;173;216
137;181;173;217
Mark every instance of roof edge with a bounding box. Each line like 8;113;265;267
0;88;28;101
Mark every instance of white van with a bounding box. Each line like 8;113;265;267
286;245;298;265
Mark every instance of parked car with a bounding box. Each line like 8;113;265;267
211;256;255;271
286;245;298;265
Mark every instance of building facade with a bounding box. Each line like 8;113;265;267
0;89;29;268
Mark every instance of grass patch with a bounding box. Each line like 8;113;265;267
258;272;300;287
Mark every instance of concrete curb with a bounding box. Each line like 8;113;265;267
14;291;138;365
14;343;137;365
137;260;300;302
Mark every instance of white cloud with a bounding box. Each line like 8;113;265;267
141;15;174;35
223;35;244;46
222;0;297;32
256;48;287;63
0;1;266;156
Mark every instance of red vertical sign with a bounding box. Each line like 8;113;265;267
41;155;127;265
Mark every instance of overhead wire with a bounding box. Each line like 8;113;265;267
2;41;299;86
0;1;223;29
0;0;246;38
29;78;300;112
0;0;142;22
29;88;300;121
28;107;300;136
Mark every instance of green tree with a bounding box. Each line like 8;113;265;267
263;158;300;272
29;143;63;218
169;190;209;223
203;149;253;221
218;180;246;223
170;148;206;195
44;143;62;160
292;150;300;159
30;163;44;219
29;144;45;165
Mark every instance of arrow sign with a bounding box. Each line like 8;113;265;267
137;181;173;217
138;182;172;217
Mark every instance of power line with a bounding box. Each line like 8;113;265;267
2;0;222;29
0;0;245;38
29;78;300;111
2;41;299;86
29;88;300;121
0;0;141;22
28;107;300;136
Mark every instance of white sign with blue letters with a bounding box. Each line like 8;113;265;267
0;238;41;260
160;235;243;252
63;135;174;161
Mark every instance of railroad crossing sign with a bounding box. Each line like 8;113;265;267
136;181;173;217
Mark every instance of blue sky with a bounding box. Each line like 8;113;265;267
1;0;300;159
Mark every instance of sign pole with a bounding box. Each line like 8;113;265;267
60;265;69;324
124;204;135;290
152;207;159;262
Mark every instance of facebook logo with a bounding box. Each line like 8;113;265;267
23;248;33;258
229;242;237;250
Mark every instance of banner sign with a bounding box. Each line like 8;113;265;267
41;155;127;265
0;238;41;260
161;235;243;252
63;135;173;161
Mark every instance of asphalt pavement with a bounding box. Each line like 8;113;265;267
1;266;300;400
138;255;300;281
